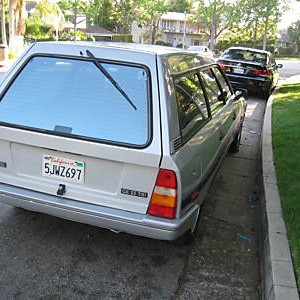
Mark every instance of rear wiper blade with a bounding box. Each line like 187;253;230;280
86;50;137;110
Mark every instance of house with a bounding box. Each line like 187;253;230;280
132;12;207;48
158;12;206;47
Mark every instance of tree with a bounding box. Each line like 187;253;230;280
1;0;7;46
169;0;193;13
89;0;115;31
8;0;26;50
239;0;286;50
58;0;89;33
138;0;169;44
34;0;64;40
287;20;300;55
195;0;243;52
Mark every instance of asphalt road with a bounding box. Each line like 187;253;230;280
1;59;298;299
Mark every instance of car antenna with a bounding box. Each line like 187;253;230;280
86;49;137;110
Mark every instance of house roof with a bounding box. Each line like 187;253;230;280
85;26;113;35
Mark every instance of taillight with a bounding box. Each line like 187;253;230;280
219;63;227;70
251;69;271;76
218;63;230;72
147;169;177;219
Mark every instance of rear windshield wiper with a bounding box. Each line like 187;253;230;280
86;50;137;110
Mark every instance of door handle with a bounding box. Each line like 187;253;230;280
219;131;224;141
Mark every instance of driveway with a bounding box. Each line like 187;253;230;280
0;93;264;299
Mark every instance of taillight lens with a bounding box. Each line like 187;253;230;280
218;63;229;71
147;169;177;219
251;69;271;76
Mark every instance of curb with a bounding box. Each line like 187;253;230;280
261;86;299;299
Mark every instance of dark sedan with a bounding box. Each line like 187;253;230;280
217;47;282;99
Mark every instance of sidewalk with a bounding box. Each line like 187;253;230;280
261;76;300;300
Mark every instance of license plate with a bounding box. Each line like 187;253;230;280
42;154;85;184
233;67;244;74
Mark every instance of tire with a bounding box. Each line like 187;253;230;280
261;85;272;100
229;128;242;153
262;90;270;100
177;204;202;245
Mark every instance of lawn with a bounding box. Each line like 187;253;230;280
272;82;300;287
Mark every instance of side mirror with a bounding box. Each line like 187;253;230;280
234;88;247;100
277;63;283;69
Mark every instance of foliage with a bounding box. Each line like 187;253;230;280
138;0;169;44
58;0;90;29
90;0;147;34
58;0;88;15
169;0;193;13
89;0;116;31
59;29;86;40
287;20;300;55
25;22;52;35
194;0;243;51
238;0;286;49
112;34;133;42
216;38;277;53
35;0;64;25
156;40;172;46
272;82;300;289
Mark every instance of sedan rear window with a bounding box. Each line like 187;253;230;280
0;56;150;147
223;49;267;64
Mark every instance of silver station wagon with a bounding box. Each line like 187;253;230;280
0;42;246;243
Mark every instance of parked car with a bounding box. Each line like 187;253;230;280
0;42;246;243
187;45;214;58
217;47;282;99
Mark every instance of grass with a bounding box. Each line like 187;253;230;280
272;82;300;288
275;55;300;60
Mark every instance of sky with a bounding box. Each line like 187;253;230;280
278;0;300;29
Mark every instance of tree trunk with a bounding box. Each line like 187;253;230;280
1;0;7;46
262;16;268;50
9;0;16;50
15;0;25;36
209;14;216;52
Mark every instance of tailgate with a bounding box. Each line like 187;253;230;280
0;52;162;214
0;129;161;214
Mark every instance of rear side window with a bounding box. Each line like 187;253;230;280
174;73;208;143
0;56;150;147
199;69;224;115
211;67;232;98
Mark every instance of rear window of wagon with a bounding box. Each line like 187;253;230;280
0;56;151;147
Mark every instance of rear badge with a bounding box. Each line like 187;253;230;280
121;188;148;198
0;161;7;168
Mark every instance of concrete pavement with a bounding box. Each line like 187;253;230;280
261;76;300;300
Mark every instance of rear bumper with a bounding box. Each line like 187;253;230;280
226;73;272;93
0;183;197;241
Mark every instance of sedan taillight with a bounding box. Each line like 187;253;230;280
251;69;271;76
218;63;230;72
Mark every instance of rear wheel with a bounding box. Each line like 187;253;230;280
261;85;272;100
229;128;242;153
178;204;202;245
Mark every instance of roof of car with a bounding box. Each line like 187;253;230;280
32;41;187;56
225;46;270;54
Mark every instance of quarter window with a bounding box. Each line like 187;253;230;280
174;73;208;143
211;67;232;98
200;69;224;115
